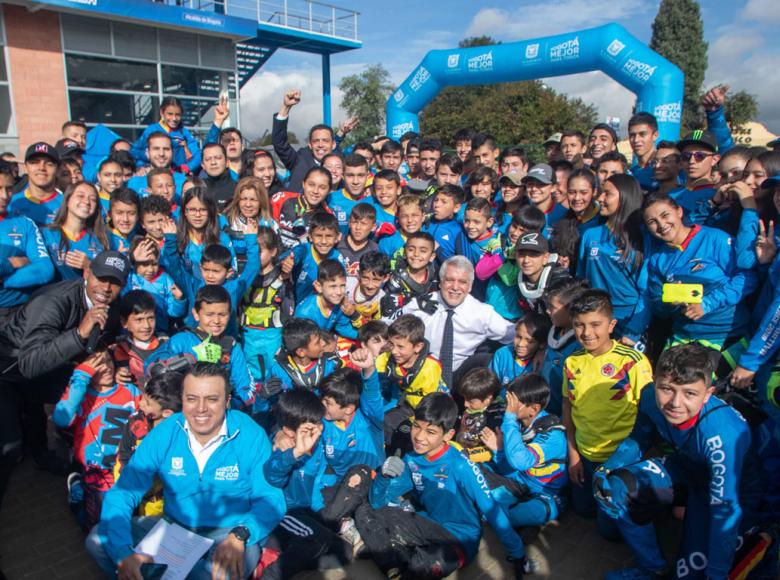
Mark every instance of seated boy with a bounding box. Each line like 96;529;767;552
54;348;141;531
346;251;390;326
380;232;438;321
378;194;425;267
337;202;379;284
281;211;343;304
562;289;653;540
295;259;360;340
315;348;386;514
263;388;354;576
113;290;168;387
455;368;505;463
596;343;776;580
161;218;259;335
114;371;183;517
425;184;465;261
145;285;256;409
355;392;529;579
124;237;186;334
491;312;551;389
376;314;447;454
480;373;568;530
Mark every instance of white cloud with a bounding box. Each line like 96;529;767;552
465;0;651;40
742;0;780;23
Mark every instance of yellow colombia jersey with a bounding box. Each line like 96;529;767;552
376;351;447;409
563;341;653;462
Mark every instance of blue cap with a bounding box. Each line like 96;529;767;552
761;173;780;190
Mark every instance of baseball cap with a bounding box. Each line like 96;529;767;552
24;142;60;164
515;232;549;253
89;251;130;286
55;138;85;158
677;130;718;153
522;163;554;185
499;171;525;186
544;132;562;146
760;172;780;190
767;137;780;150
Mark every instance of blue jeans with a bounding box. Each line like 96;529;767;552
570;455;622;541
85;516;262;579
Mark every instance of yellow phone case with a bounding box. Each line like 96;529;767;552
662;283;703;304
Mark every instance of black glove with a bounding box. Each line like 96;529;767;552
259;376;284;399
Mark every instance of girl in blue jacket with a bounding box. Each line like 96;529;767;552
642;192;757;349
43;182;109;280
578;174;654;345
132;97;202;175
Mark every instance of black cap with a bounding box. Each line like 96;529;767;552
24;142;60;164
522;163;554;185
55;138;85;158
677;130;718;153
89;251;130;286
516;232;549;253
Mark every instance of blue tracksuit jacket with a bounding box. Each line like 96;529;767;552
0;214;54;307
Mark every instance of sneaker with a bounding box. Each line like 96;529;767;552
385;568;402;580
67;472;84;504
339;518;365;557
605;567;667;580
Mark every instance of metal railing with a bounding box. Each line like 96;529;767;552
151;0;359;40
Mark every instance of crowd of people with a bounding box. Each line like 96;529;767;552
0;83;779;580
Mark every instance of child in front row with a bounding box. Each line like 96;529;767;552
145;285;257;409
380;231;438;320
480;373;568;532
491;312;551;389
113;290;167;388
376;314;447;454
54;348;141;531
455;368;505;463
355;393;528;579
113;371;183;517
562;289;653;540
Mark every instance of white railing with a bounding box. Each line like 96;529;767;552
152;0;360;40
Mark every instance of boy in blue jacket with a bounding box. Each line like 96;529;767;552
0;162;55;307
87;362;283;580
294;259;360;340
145;285;256;409
355;392;529;579
594;343;773;580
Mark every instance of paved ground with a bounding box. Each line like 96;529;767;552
0;457;657;580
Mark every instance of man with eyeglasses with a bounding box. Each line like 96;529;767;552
205;97;245;177
669;130;721;226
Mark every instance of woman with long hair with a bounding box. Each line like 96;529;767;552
223;177;276;273
577;174;652;345
551;168;601;273
242;149;284;197
43;182;109;280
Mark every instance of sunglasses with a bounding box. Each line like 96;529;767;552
681;151;715;163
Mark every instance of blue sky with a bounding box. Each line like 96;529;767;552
239;0;780;140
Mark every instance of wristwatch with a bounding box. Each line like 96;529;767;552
230;526;250;544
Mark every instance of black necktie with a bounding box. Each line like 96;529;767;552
440;308;455;389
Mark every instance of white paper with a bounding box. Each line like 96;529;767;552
135;519;215;580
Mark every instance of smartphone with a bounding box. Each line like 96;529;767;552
140;563;168;580
662;283;703;304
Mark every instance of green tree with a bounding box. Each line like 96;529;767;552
725;90;759;132
420;36;597;149
650;0;708;131
338;64;394;145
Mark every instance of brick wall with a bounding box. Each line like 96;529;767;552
4;4;68;150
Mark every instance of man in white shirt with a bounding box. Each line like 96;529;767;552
402;256;514;389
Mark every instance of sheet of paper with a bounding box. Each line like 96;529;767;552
135;519;215;580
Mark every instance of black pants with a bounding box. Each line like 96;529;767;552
354;503;465;579
261;508;352;579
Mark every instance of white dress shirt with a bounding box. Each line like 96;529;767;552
402;292;515;371
184;419;228;474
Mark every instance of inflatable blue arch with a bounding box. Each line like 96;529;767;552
386;23;684;143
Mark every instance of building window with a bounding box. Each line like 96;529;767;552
69;91;160;128
0;10;15;136
66;55;158;93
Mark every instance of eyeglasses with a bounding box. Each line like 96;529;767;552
185;207;208;215
681;151;715;163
